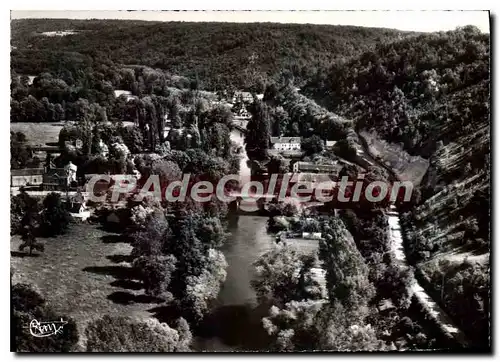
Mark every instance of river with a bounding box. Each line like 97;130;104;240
194;129;275;351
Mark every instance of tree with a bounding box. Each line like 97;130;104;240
267;154;288;174
19;226;44;256
130;213;169;257
151;159;182;186
202;123;231;158
121;126;144;154
301;135;324;156
182;249;228;321
269;106;290;137
40;193;71;236
133;255;177;299
245;100;271;160
262;300;386;351
84;315;192;352
11;190;38;235
11;283;79;352
319;218;375;310
129;210;229;324
252;244;322;307
11;131;33;169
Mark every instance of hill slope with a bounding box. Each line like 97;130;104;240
11;19;408;90
304;25;490;348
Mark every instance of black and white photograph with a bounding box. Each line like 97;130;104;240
8;9;491;353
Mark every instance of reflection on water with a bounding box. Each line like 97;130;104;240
194;130;276;351
195;216;275;351
219;216;275;306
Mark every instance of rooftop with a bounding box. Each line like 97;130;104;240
294;162;340;173
11;168;45;177
270;137;301;144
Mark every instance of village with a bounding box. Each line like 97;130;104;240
10;87;355;224
10;14;489;353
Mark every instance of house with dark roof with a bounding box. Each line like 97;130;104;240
42;168;68;190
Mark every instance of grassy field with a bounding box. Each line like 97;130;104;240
10;223;161;341
10;121;136;147
10;122;65;146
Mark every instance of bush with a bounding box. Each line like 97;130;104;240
11;283;79;352
40;192;71;236
84;315;192;352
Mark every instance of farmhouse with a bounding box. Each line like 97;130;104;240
270;137;301;152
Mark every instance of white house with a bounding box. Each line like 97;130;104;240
326;140;337;150
234;91;253;103
270;137;301;152
113;90;137;102
64;161;78;185
302;232;322;240
163;126;172;139
69;197;91;222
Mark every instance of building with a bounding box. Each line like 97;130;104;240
43;168;68;190
292;161;341;176
11;168;44;187
64;161;78;184
326;140;337;150
302;232;322;240
69;201;91;222
234;107;251;119
114;90;137;102
42;162;77;190
233;91;253;103
270;137;301;152
289;173;336;192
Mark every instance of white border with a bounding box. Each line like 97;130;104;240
2;1;497;360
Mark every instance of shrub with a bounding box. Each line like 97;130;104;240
11;283;79;352
84;315;192;352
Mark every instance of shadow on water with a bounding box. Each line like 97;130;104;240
147;302;272;351
195;303;273;351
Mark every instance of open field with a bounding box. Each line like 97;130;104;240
10;122;66;146
10;224;161;338
10;121;137;147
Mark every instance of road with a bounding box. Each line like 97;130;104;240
357;133;469;347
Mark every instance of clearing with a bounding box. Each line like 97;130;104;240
11;122;66;146
10;223;160;336
10;121;136;147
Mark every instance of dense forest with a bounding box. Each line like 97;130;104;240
302;25;490;348
304;25;489;158
11;19;408;91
